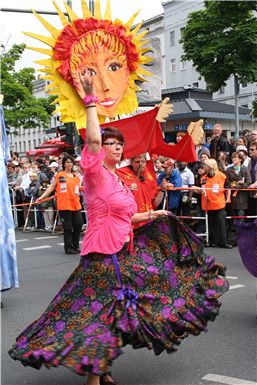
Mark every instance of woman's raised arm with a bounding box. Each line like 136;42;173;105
79;72;101;153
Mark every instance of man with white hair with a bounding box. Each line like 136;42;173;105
209;123;230;160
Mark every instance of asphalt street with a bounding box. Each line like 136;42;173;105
1;229;256;385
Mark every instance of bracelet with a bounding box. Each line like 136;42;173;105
85;105;96;109
148;209;154;220
82;95;99;105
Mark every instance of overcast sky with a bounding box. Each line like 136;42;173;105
1;0;164;70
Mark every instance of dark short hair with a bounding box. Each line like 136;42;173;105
232;152;244;161
176;131;186;137
7;163;15;169
62;155;74;170
101;127;124;145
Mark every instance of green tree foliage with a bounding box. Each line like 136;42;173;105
1;43;55;130
180;1;257;91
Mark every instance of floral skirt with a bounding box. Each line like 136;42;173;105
9;215;229;376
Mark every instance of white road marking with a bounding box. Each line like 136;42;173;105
23;245;52;251
202;374;257;385
229;284;245;290
16;239;28;243
226;276;238;280
33;236;59;240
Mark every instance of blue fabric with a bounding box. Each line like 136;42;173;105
158;170;182;209
0;106;19;290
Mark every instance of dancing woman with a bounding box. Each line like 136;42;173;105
9;75;229;385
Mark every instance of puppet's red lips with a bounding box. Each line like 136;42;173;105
99;98;117;107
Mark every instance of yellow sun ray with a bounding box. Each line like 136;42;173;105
52;0;69;27
125;10;140;30
34;59;53;67
135;30;149;42
27;46;53;56
131;22;143;36
94;0;102;19
104;0;112;20
32;10;60;39
38;68;54;74
63;2;80;22
23;32;56;47
81;0;91;19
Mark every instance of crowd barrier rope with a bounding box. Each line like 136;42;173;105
9;186;257;242
162;186;257;243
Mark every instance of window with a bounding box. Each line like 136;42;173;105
218;86;225;94
193;82;199;88
180;27;185;38
170;31;175;46
28;140;31;149
23;141;26;151
180;60;187;70
241;104;248;108
170;58;176;72
33;139;37;147
240;82;247;88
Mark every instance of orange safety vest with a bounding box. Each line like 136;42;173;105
201;171;226;211
54;171;82;211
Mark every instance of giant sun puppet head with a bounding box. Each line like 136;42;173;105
24;0;152;128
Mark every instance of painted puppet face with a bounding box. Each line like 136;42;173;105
70;45;130;118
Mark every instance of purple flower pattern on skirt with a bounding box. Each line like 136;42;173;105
9;215;229;376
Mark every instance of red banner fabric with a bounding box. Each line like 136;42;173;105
79;108;197;162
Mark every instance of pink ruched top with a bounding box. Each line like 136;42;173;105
80;145;137;255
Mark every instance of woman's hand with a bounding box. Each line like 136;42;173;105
152;210;170;219
79;70;95;96
131;209;169;225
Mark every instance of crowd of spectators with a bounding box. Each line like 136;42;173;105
6;152;86;234
5;126;257;248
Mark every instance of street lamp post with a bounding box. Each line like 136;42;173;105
89;0;95;15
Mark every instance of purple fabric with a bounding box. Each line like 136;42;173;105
235;219;257;277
